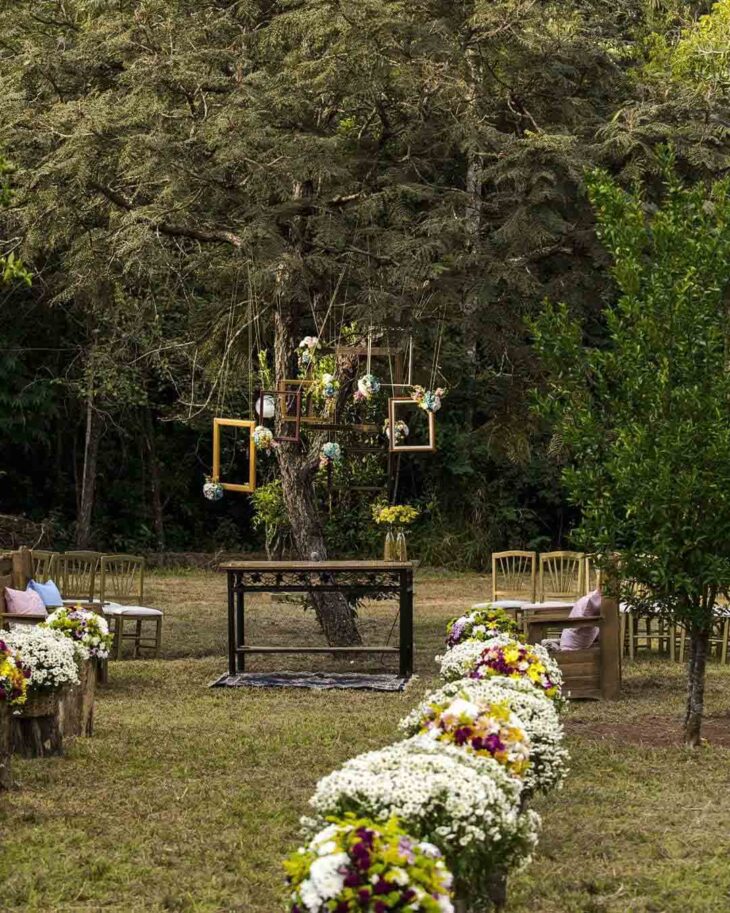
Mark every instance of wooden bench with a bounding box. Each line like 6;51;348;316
0;548;46;629
524;593;621;700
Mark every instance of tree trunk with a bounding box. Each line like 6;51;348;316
684;627;709;747
76;392;102;548
12;691;64;758
272;305;362;647
143;407;166;550
59;658;96;739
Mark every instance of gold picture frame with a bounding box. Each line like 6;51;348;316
388;397;436;453
212;418;257;492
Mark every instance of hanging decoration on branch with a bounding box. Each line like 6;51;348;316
255;393;276;419
297;336;320;371
312;371;339;400
203;477;224;501
253;425;277;453
384;418;410;446
410;385;446;413
355;373;381;402
319;441;342;469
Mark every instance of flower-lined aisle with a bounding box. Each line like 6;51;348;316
282;605;570;912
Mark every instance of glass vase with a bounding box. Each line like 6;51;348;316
395;528;408;561
384;529;397;561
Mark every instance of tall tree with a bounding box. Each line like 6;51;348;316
3;0;728;579
532;155;730;746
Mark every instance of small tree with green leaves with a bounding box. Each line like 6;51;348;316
532;153;730;746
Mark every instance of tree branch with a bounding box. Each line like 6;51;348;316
90;183;244;247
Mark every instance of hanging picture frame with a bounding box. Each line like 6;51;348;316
258;388;302;443
212;418;257;492
280;378;320;426
387;397;436;453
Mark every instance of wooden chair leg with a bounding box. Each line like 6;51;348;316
670;625;676;662
722;619;729;666
154;617;162;658
114;617;124;660
679;627;686;663
620;612;627;657
134;619;143;658
628;609;638;660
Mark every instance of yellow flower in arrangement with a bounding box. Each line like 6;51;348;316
372;503;420;527
413;693;531;778
0;637;30;705
469;640;564;705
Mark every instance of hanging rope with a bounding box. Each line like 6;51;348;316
430;313;445;390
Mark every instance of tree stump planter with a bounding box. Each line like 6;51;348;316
60;659;97;739
11;689;64;758
0;702;11;790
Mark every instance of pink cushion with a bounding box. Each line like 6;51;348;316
4;586;47;617
559;589;601;651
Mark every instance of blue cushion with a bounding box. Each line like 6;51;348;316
28;578;64;607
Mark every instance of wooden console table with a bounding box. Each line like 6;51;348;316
218;560;415;681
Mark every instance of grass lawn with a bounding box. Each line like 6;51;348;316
2;569;730;912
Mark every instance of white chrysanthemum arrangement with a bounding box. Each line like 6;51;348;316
305;736;540;886
4;625;80;691
43;606;113;661
283;590;569;911
400;677;569;796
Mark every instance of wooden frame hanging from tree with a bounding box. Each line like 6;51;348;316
258;388;302;443
387;397;436;453
212;418;257;492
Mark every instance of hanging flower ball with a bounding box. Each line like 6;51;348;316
356;373;381;400
203;477;224;501
384;418;409;445
319;441;342;469
253;425;276;452
321;372;339;398
297;336;320;369
411;385;446;413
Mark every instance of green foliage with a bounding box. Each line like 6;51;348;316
1;1;729;558
251;480;289;534
532;153;730;629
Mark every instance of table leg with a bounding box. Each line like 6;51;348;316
399;569;414;678
236;576;245;673
227;571;236;676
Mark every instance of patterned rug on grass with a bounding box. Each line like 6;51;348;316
210;671;409;691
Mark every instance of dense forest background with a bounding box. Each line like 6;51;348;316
1;0;728;566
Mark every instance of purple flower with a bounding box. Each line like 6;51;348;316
453;726;472;746
398;836;415;863
373;879;392;895
344;872;361;888
374;903;388;913
358;888;371;903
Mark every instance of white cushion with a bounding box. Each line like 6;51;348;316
473;599;531;610
63;597;102;605
103;604;162;617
